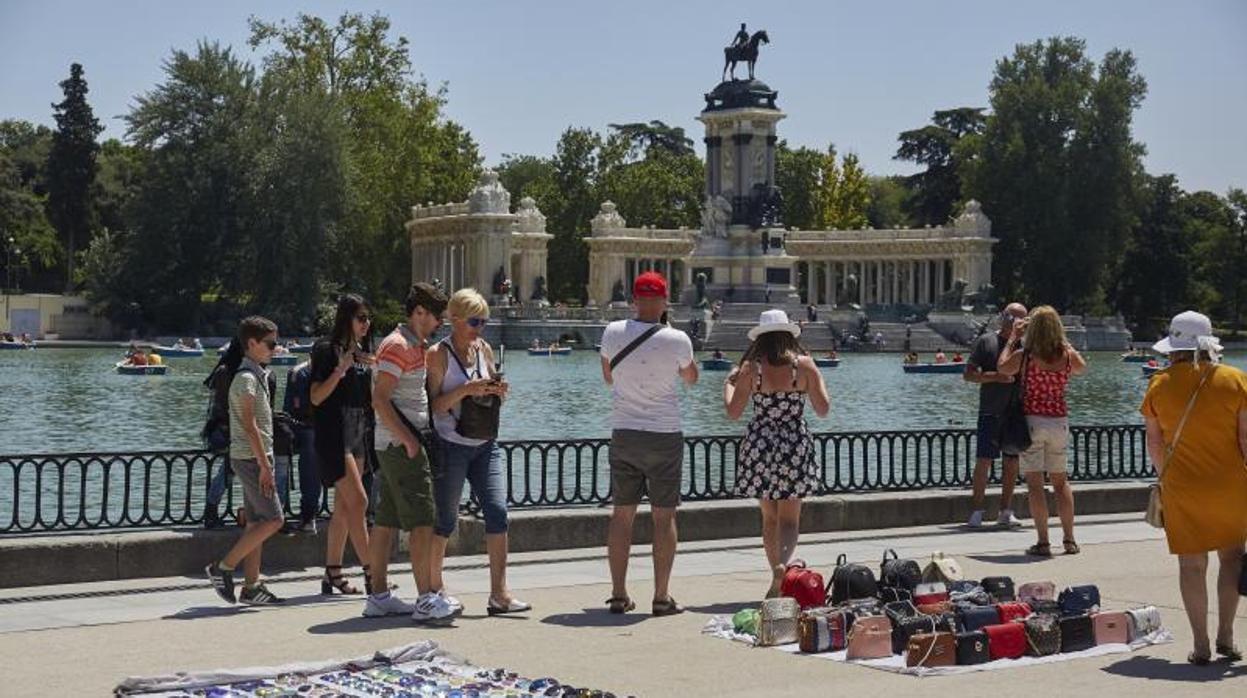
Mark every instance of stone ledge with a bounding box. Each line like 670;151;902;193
0;482;1150;588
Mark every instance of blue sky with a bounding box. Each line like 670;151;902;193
2;0;1244;194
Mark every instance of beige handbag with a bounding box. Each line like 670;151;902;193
1146;367;1213;528
757;597;800;646
921;552;964;584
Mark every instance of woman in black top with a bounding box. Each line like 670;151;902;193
311;295;375;595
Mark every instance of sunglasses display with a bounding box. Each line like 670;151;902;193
143;660;625;698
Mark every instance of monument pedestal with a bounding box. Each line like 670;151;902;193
683;225;797;304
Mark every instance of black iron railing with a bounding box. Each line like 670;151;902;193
0;424;1150;534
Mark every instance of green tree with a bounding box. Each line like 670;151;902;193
1113;175;1190;330
496;154;556;203
544;127;602;302
826;152;870;229
961;37;1147;311
607;120;695;157
774;142;823;229
46;63;103;292
1189;189;1247;334
866;175;913;229
894;107;985;225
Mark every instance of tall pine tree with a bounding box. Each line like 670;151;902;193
46;63;102;292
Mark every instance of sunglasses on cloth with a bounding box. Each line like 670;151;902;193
466;317;489;328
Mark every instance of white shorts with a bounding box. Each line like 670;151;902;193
1020;416;1068;474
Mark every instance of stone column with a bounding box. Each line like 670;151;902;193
704;136;721;196
766;135;778;187
858;261;867;306
806;263;816;305
891;261;899;306
733;133;752;213
936;259;946;297
824;262;834;307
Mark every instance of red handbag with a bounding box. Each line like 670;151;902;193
996;601;1032;624
782;560;826;609
984;622;1026;660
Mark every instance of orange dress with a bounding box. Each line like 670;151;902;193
1140;362;1247;554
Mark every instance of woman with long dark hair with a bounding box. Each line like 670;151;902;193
723;309;830;598
310;294;375;594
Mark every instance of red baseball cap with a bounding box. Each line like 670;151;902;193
633;271;668;299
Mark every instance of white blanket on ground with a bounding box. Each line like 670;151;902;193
702;616;1174;676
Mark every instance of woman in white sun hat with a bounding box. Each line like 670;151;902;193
723;309;830;598
1140;310;1247;665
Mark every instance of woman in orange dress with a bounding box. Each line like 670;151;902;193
1140;311;1247;665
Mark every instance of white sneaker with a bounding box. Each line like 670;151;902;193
412;592;461;624
438;588;464;612
967;510;985;528
362;592;415;617
997;510;1023;528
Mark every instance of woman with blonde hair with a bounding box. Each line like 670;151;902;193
998;305;1086;557
427;288;530;615
1140;311;1247;665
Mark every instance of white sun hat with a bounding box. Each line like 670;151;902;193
1152;310;1222;358
747;309;801;341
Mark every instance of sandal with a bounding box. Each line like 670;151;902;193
361;565;397;596
1026;542;1052;557
606;596;635;614
1216;643;1243;661
1063;540;1081;555
321;565;361;595
652;596;685;617
1188;651;1211;666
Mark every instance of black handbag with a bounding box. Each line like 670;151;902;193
994;351;1031;454
958;605;1001;632
880;549;922;591
446;342;501;440
828;554;879;605
878;587;913;604
1058;584;1101;617
893;612;956;655
1059;614;1095;653
1024;614;1062;657
955;630;991;665
981;576;1016;602
1029;598;1061;617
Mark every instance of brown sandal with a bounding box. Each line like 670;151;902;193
1063;540;1081;555
1188;651;1211;666
1216;643;1243;661
652;596;685;616
606;596;635;614
1027;542;1052;557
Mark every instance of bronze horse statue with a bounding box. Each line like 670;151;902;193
723;30;769;81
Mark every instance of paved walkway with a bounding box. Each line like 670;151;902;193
2;513;1244;695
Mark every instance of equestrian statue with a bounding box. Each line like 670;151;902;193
722;24;770;81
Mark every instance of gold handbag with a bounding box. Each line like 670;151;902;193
1146;367;1213;529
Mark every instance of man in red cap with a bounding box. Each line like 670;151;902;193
598;271;698;616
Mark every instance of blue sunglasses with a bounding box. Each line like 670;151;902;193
466;317;489;328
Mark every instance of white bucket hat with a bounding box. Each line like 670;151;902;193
1152;310;1222;358
747;309;801;341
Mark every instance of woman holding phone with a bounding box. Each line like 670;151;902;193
310;294;376;595
427;288;529;615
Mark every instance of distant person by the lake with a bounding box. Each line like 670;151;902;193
934;348;948;364
599;271;697;616
712;348;725;360
311;294;376;596
963;303;1027;529
904;352;919;365
427;288;529;616
952;352;964;363
998;305;1087;557
724;309;830;598
206;315;285;606
1140;310;1247;665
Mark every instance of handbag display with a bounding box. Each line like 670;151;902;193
828;554;879;605
1029;598;1061;617
845;616;894;660
922;552;965;584
983;622;1026;660
958;605;1002;632
996;601;1032;624
880;549;923;591
884;600;919;626
955;630;991;665
995;351;1032;454
757;597;800;646
949;584;992;607
892;612;955;655
1125;606;1162;641
798;607;852;653
781;560;826;610
1059;614;1095;653
878;587;913;604
1058;584;1101;617
1092;611;1130;645
981;576;1016;602
1147;366;1213;528
1017;581;1056;604
906;632;956;668
916;601;954;616
913;581;949;606
1023;614;1062;656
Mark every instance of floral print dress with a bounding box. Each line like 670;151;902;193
735;360;819;499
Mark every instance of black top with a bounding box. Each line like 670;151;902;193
309;339;374;474
968;333;1013;416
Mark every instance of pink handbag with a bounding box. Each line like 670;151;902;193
1093;611;1130;645
846;615;893;660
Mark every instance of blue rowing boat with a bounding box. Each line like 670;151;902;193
902;363;965;375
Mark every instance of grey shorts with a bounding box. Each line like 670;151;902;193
231;457;284;523
609;429;684;508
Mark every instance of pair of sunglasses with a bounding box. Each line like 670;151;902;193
263;339;278;349
466;317;489;328
354;313;371;323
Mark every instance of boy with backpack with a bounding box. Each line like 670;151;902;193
205;316;286;605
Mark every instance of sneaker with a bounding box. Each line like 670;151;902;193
239;583;284;605
297;517;317;534
966;510;985;528
363;592;415;617
412;591;461;624
996;509;1023;528
437;588;464;613
206;562;236;604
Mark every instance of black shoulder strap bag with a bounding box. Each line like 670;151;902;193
447;339;501;441
609;324;663;371
994;350;1031;454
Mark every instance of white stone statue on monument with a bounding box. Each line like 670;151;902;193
468;170;511;214
699;194;732;238
514;196;547;233
590;201;627;236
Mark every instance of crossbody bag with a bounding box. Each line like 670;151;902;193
608;324;663;371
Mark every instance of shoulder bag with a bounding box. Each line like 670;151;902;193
994;350;1032;454
445;340;501;441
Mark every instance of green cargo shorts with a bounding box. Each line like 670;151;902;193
374;443;435;530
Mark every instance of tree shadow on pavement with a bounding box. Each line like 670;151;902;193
541;608;650;628
1102;655;1247;682
965;553;1052;565
307;615;459;635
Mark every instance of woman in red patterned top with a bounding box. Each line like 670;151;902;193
999;305;1087;557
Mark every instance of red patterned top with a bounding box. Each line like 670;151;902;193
1023;354;1072;417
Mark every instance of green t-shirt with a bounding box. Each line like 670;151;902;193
228;359;274;460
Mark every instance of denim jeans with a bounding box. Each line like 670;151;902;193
292;426;322;520
433;440;508;536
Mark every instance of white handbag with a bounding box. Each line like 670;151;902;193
1126;605;1162;641
921;552;964;583
758;597;800;646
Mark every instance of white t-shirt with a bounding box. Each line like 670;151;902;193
599;319;694;433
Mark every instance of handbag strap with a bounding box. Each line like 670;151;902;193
609;324;662;371
1159;366;1215;484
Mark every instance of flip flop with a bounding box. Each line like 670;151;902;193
606;596;635;614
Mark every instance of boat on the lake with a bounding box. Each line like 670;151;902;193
269;354;299;366
152;342;204;358
528;346;572;356
0;340;34;350
1121;351;1152;363
116;360;168;375
1141;364;1165;377
902;362;966;374
288;342;314;354
813;357;840;368
701;357;733;371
